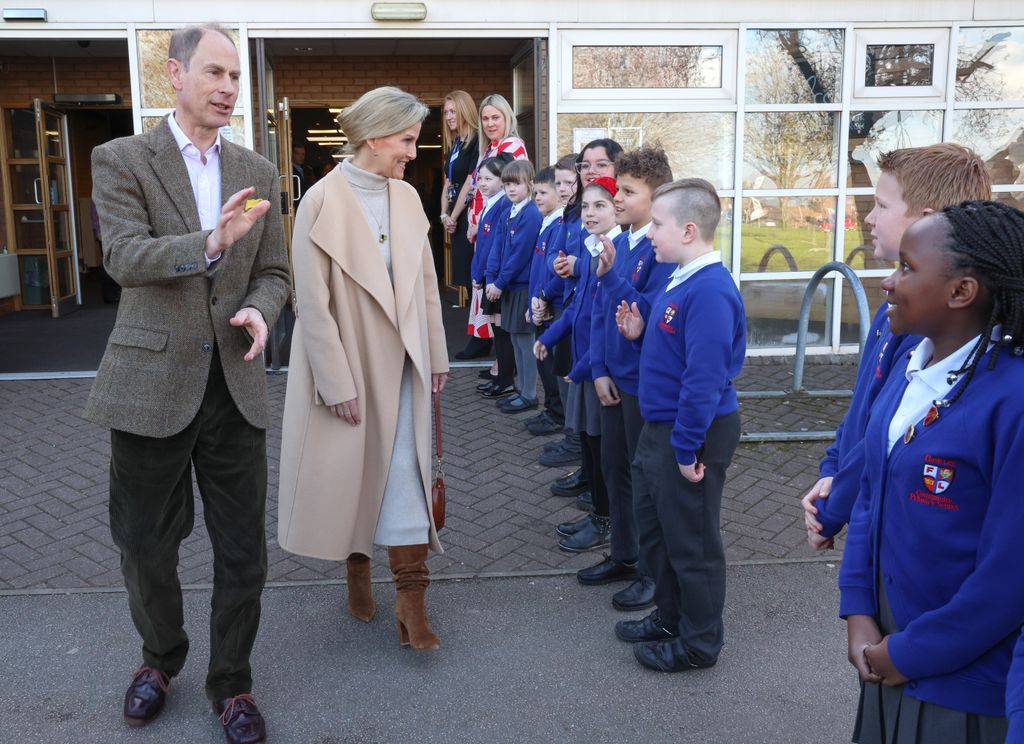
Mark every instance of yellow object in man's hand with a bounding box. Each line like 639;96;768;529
244;198;262;212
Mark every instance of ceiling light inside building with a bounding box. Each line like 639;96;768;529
371;2;427;21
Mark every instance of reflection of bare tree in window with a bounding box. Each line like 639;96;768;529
572;46;721;89
865;45;934;86
747;29;843;104
744;111;837;191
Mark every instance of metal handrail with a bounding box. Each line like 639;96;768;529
792;261;870;393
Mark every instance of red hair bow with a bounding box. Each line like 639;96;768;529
591;176;618;197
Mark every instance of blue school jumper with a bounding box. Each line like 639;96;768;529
1009;633;1024;742
529;213;566;318
637;262;745;466
590;230;676;397
546;217;586;307
838;347;1024;716
487;200;542;292
470;195;511;286
538;226;622;383
815;302;921;538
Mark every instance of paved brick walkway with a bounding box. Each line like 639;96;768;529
0;357;857;591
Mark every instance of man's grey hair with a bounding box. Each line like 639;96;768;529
168;24;235;69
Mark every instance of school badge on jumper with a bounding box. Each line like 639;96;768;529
632;257;645;281
483;222;492;234
663;305;676;324
922;462;955;494
657;303;679;333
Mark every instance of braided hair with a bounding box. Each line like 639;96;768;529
939;200;1024;407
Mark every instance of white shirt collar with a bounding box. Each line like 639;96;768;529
583;225;623;257
627;222;651;250
666;251;722;291
904;329;994;390
167;112;220;157
541;207;564;232
481;191;504;220
509;198;529;218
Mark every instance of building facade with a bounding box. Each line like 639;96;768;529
0;0;1021;354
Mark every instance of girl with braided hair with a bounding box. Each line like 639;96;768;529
840;200;1024;743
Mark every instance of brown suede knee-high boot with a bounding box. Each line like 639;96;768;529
345;553;375;622
387;544;440;650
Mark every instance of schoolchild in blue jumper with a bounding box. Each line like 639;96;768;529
535;177;622;552
841;202;1024;743
802;145;992;549
526;155;577;438
470;157;514;398
540;142;623;473
486;160;543;413
1009;632;1024;743
525;166;566;426
614;178;744;673
567;147;675;611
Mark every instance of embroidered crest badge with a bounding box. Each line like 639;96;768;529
922;463;955;495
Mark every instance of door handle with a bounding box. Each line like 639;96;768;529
33;178;42;205
291;174;302;201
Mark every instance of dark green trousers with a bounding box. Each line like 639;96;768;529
108;353;267;702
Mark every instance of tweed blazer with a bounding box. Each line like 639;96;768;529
85;118;290;437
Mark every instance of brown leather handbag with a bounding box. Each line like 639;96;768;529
431;393;446;531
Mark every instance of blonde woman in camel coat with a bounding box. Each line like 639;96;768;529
278;87;449;649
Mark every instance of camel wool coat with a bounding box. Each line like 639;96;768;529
277;169;449;560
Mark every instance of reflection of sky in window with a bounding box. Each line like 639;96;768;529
957;28;1024;101
745;29;844;104
849;110;943;186
953;109;1024;184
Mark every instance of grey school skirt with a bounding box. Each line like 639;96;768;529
565;379;601;437
852;581;1008;744
500;288;531;334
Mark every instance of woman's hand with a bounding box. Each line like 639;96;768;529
467;222;478;242
441;215;456;234
485;283;502;302
432;373;449;394
846;615;883;683
329;398;361;426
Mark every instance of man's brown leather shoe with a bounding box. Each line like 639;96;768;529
213;693;267;744
123;666;169;726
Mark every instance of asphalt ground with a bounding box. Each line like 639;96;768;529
0;562;855;744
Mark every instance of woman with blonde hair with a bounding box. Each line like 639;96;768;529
460;93;528;364
278;86;450;650
439;91;484;359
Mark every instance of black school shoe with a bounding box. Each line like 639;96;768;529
576;555;640;585
455;337;493;360
555;513;591;538
526;411;563;436
478;369;498;381
612;576;656;611
499;396;538;414
633;638;716;673
614;610;679;643
550;467;589;497
480;383;516;399
557;514;610;553
575;491;593;512
539;442;581;467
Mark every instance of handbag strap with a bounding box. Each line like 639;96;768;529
433;392;443;469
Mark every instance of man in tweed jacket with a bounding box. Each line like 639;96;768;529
87;24;288;743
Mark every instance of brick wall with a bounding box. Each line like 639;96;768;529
273;55;513;107
0;57;132;105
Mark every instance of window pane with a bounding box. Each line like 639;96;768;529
995;190;1024;211
865;44;935;87
844;195;896;270
746;29;844;104
557;112;735;190
742;278;833;348
952;108;1024;185
716;197;734;269
744;112;839;189
740;196;836;273
847;110;943;187
18;254;50;306
839;276;889;346
8;108;38;159
572;46;722;89
957;27;1024;101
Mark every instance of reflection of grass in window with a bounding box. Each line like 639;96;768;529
739;225;833;272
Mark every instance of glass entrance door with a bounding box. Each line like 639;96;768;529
0;100;77;317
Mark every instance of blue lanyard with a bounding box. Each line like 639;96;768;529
447;138;463;184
